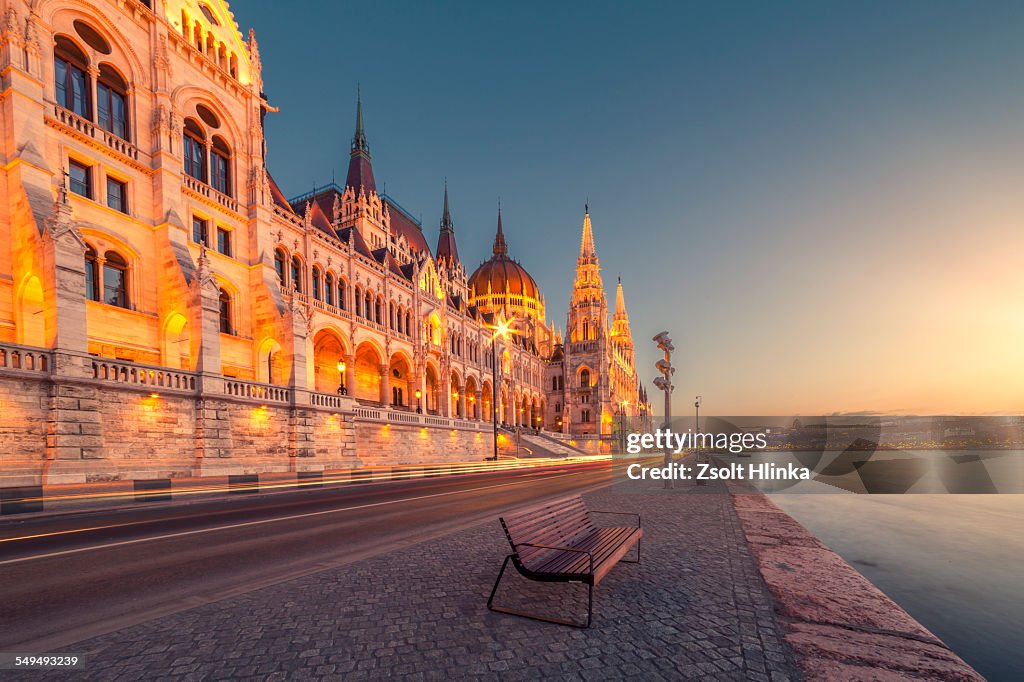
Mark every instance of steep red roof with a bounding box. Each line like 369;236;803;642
308;201;335;237
267;172;295;213
384;197;430;255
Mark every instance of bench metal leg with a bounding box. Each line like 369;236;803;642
487;554;593;628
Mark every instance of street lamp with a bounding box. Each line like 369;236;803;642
617;400;630;453
415;389;422;414
452;390;459;418
485;319;514;461
653;332;675;489
336;360;347;395
695;395;705;486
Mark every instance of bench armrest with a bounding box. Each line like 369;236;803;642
514;542;594;575
588;510;641;528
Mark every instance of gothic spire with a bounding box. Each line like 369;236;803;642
352;86;368;154
579;204;597;262
614;276;627;317
492;201;508;257
345;88;376;194
436;180;460;266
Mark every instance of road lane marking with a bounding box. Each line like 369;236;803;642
0;462;605;544
0;469;604;566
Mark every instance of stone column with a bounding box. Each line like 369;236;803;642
43;192;104;464
458;384;466;419
440;373;450;417
191;248;230;461
344;353;355;397
286;296;313;459
379;363;390;406
474;389;482;421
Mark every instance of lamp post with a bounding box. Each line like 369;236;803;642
617;400;630;453
695;395;704;486
653;332;675;489
486;319;512;461
415;389;422;414
336;360;347;395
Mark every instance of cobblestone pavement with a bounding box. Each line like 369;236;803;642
25;480;799;680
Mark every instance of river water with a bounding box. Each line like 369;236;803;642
771;491;1024;680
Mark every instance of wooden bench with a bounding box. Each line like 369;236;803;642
487;494;642;627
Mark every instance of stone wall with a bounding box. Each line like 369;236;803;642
0;374;49;465
0;362;501;484
355;422;491;467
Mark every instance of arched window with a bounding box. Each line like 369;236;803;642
551;376;558;391
325;273;335;306
364;291;372;320
338;280;347;310
354;287;362;317
582;318;589;340
311;266;322;301
405;311;411;336
396;307;404;334
97;65;128;140
274;248;286;283
375;297;382;324
102;251;129;309
290;256;303;293
218;288;232;334
183;118;206;182
582;409;591;423
210;136;231;196
84;246;100;301
580;369;591;388
54;37;90;118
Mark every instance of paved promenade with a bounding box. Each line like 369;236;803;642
20;480;799;681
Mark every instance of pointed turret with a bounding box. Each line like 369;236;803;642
614;277;627;317
345;89;376;194
579;204;598;263
436;181;459;267
613;276;632;339
492;202;508;256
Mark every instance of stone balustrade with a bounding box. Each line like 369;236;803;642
353;404;489;431
0;343;52;373
50;105;140;161
91;358;196;393
310;392;350;409
182;172;240;213
223;379;290;403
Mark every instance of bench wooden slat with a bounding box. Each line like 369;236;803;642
490;494;642;628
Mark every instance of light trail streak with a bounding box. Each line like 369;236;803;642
0;468;606;565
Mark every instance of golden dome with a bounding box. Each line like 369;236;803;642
469;256;539;300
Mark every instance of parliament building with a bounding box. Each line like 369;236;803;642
0;0;647;483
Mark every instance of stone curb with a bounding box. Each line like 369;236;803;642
729;488;984;681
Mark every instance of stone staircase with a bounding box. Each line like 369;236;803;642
496;428;589;459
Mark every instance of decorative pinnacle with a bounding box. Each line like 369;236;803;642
352;85;369;155
440;178;453;231
492;200;508;256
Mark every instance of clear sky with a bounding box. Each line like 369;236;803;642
230;1;1024;416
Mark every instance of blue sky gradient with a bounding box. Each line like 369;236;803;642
231;1;1024;414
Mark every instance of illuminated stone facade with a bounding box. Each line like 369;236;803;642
545;210;645;436
0;0;641;482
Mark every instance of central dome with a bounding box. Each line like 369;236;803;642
469;256;539;300
468;208;540;302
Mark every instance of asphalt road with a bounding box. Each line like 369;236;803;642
0;461;611;656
